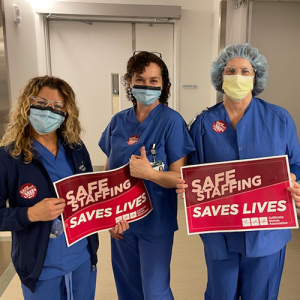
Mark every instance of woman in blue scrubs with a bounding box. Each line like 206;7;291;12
177;44;300;300
99;51;195;299
0;76;127;299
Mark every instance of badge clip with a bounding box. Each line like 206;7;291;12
79;160;86;172
151;142;156;163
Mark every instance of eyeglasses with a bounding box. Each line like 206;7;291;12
222;66;256;76
132;51;162;59
30;96;65;111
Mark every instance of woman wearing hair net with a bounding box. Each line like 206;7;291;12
177;43;300;300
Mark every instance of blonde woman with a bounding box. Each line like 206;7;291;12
0;76;127;300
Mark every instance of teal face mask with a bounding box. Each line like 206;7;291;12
132;85;161;105
29;106;66;135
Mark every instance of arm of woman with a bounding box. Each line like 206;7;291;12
103;157;109;171
104;157;129;240
130;146;188;188
0;159;65;229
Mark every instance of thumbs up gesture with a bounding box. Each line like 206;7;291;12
130;146;154;180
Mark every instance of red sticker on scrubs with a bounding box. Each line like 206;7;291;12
19;183;37;199
212;120;227;133
127;135;139;145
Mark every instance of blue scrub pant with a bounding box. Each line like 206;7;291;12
21;258;97;300
111;232;174;300
204;247;286;300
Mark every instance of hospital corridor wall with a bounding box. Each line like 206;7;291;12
48;20;174;167
251;2;300;136
1;0;300;299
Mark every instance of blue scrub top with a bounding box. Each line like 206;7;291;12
33;140;90;280
99;104;195;236
189;97;300;258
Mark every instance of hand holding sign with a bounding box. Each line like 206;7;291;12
176;178;188;200
28;198;66;222
287;181;300;207
110;220;130;241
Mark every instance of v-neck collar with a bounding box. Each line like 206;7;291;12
33;139;63;162
220;97;254;130
130;104;164;135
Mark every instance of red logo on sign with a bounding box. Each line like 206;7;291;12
213;120;227;133
127;135;139;145
19;183;37;199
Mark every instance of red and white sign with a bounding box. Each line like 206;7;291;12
181;156;298;235
54;164;152;246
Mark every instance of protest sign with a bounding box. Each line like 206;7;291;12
181;156;298;235
54;164;152;246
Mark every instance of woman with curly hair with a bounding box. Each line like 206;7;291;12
99;51;195;299
0;76;127;299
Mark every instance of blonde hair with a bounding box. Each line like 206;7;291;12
0;76;83;163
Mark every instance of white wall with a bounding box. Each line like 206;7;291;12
251;2;300;135
2;0;221;124
39;0;221;123
2;0;39;103
210;0;222;106
225;0;235;46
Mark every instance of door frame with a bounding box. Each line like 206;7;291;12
34;3;181;110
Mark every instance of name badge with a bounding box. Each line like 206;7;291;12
151;160;165;171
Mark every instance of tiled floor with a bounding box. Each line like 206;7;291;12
1;201;300;299
0;241;12;276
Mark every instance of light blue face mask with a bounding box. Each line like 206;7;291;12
29;107;65;135
131;85;162;106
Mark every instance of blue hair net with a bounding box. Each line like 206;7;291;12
211;43;268;96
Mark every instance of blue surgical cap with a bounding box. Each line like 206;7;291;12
211;43;268;96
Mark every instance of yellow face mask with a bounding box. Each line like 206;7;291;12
222;75;254;102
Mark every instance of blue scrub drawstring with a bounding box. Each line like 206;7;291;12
64;272;74;300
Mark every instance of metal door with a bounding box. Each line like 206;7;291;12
49;20;174;166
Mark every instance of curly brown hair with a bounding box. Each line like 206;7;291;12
0;76;83;163
123;51;171;105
